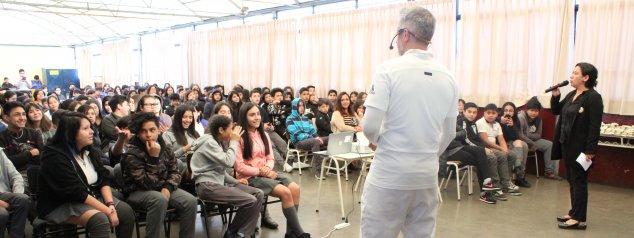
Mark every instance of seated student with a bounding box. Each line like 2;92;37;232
462;103;516;200
442;114;501;204
135;94;172;132
305;94;319;119
162;104;200;163
212;100;281;230
0;102;44;176
266;88;292;140
191;115;263;238
476;103;522;196
235;103;310;238
0;149;31;238
78;105;109;166
352;100;365;119
202;89;223;121
38;112;134;238
499;102;530;188
25;102;55;143
121;112;197;238
249;91;291;173
164;93;181;117
100;95;130;153
286;98;328;180
330;92;362;133
518;97;560;180
315;99;333;137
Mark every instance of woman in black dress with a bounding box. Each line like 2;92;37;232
551;62;603;230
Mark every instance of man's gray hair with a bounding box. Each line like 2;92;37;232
399;6;436;42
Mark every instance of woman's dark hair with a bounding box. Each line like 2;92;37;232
352;100;365;114
284;91;294;101
128;112;159;135
68;101;81;112
238;102;269;160
525;96;542;110
576;62;598;88
241;89;250;103
49;112;90;150
350;91;358;98
77;104;97;125
213;102;232;115
283;86;294;97
228;91;242;113
459;98;466;105
260;92;271;104
335;92;355;117
145;85;160;95
114;86;122;95
51;109;68;126
59;99;73;110
25;102;52;132
172;104;200;146
46;95;60;105
262;87;270;94
3;91;16;102
501;102;519;124
270;88;284;98
209;115;233;150
85;99;103;118
32;89;44;101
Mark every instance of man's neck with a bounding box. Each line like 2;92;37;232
8;126;22;134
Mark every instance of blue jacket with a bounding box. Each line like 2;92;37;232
286;98;317;144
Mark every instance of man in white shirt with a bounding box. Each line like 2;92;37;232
361;6;458;238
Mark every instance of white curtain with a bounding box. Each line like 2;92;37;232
456;0;574;107
75;47;93;87
141;30;189;88
186;19;298;90
299;0;456;97
101;39;135;87
574;0;634;115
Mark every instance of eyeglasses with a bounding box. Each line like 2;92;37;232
388;28;429;50
143;103;159;107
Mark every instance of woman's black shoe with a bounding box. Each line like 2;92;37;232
557;216;571;222
262;215;279;229
558;222;587;230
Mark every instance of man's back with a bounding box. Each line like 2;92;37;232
364;50;458;190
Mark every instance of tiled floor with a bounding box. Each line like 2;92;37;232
24;168;634;238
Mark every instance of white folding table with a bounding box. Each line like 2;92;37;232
314;151;374;220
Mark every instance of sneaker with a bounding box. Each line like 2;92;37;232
283;163;294;173
292;161;312;169
515;178;532;188
479;193;497;204
494;191;508;201
508;181;520;190
482;180;502;191
544;172;564;181
503;187;522;196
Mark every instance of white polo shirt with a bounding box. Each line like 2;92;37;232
475;118;503;144
364;49;458;190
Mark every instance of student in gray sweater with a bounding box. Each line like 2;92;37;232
191;115;264;238
518;97;560;179
0;149;31;238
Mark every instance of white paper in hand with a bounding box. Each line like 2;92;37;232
576;152;592;171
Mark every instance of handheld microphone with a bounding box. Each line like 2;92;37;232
389;33;398;50
544;80;569;93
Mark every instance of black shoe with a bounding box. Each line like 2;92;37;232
557;215;571;222
297;233;311;238
515;178;532;188
558;221;587;230
262;215;279;229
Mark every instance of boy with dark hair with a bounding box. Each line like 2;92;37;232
0;102;44;172
461;103;515;200
0;150;31;238
315;99;333;137
122;112;197;238
518;97;560;179
267;88;292;140
476;104;521;196
100;95;130;152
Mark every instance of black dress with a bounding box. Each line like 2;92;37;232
551;88;603;222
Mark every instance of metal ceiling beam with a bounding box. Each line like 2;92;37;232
72;0;349;47
0;0;228;18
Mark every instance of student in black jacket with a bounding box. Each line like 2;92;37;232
38;112;134;238
0;102;43;173
315;99;333;137
551;62;603;230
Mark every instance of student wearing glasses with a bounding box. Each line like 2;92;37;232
136;95;172;132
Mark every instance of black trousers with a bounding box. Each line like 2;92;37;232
447;146;492;192
565;160;589;222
